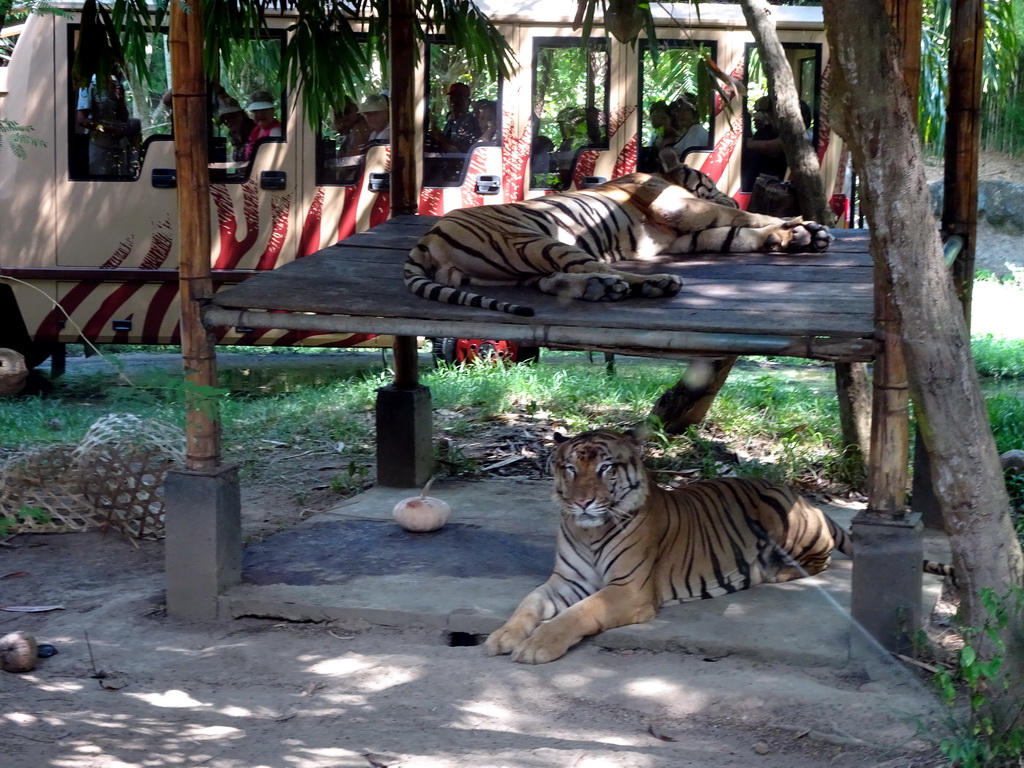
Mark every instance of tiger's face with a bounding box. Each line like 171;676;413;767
551;430;649;528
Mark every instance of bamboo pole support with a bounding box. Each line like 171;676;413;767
170;0;220;471
944;0;982;318
388;0;422;393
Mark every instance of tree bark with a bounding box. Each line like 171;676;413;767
822;0;1024;723
649;357;737;433
738;0;835;226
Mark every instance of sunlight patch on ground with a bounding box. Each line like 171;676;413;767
972;281;1024;339
126;688;209;708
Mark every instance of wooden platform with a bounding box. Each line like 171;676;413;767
203;216;877;363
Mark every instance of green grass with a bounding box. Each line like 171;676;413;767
2;273;1022;510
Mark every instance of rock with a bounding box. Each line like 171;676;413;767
753;741;770;755
1001;449;1024;474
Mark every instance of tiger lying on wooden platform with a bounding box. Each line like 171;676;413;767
485;428;955;664
406;151;833;317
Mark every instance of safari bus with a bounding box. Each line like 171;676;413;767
0;2;846;368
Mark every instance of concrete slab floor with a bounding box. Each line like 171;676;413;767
223;477;953;668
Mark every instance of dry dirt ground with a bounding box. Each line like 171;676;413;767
10;152;1024;767
2;359;955;768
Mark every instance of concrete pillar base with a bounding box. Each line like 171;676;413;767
164;464;241;621
850;511;924;658
376;384;433;488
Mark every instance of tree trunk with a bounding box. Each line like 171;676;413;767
738;0;835;226
739;0;868;483
822;0;1024;724
649;357;737;433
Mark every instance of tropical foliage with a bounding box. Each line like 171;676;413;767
920;0;1024;155
63;0;515;129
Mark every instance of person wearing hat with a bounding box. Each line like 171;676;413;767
216;94;256;162
76;73;132;176
359;93;391;145
668;96;709;158
428;82;481;155
244;90;282;160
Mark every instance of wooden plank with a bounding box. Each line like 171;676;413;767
206;218;880;361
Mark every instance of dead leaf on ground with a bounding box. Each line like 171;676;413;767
647;724;677;742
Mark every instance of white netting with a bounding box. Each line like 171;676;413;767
0;414;185;539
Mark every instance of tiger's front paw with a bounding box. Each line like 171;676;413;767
782;219;833;252
508;622;576;664
485;623;531;656
509;636;573;665
635;273;683;299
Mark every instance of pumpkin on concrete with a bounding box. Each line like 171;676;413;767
392;476;451;532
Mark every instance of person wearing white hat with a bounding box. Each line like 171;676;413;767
217;94;256;161
359;93;391;145
244;90;282;159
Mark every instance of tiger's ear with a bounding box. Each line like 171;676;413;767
624;419;654;445
553;431;570;444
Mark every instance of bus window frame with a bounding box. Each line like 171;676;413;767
742;40;823;148
67;24;287;184
529;36;610;192
422;36;504;189
637;37;718;170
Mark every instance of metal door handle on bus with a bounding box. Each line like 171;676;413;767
260;171;287;190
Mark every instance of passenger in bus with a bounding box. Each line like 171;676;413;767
76;73;133;176
474;99;498;144
330;98;371;155
742;96;812;191
216;96;256;162
636;101;670;172
244;90;282;159
667;96;709;158
359;93;391;145
429;82;482;154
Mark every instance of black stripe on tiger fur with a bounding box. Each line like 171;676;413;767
485;428;954;664
405;151;833;317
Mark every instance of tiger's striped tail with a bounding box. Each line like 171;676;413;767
404;244;536;317
827;513;956;585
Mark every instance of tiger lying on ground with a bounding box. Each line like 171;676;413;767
485;428;955;664
406;150;833;317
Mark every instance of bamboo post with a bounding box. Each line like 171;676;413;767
849;0;922;657
944;0;982;317
169;0;220;470
375;0;432;487
387;0;421;391
165;0;240;621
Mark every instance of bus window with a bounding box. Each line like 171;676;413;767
68;29;286;183
740;42;821;193
69;27;173;181
423;41;500;188
638;40;716;172
316;43;386;187
531;38;608;190
209;34;285;183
